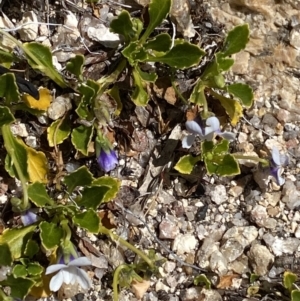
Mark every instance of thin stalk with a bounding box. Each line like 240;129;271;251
99;226;154;269
112;264;127;301
233;154;269;165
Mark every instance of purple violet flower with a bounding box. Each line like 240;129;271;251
182;116;236;149
20;209;39;226
97;148;118;172
270;147;289;186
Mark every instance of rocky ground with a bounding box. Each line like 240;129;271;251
1;0;300;300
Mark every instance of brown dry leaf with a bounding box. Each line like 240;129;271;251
98;210;117;229
217;274;240;289
131;279;151;299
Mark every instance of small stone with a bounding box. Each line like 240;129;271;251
222;226;258;248
164;261;176;273
198;288;222;301
229;254;249;274
47;95;72;120
263;233;300;256
295;225;300;238
208;185;228;205
87;24;121;48
290;28;300;50
172;233;197;255
228;186;243;198
25;135;37;148
10;123;28;137
210;250;228;276
248;244;274;276
232;51;250;74
250;205;268;227
220;239;244;262
18;11;38;41
282;180;300;209
159;219;179;239
182;287;202;301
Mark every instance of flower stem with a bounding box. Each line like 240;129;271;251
99;226;154;269
232;154;269;165
112;264;127;301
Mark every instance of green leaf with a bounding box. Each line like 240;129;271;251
135;65;157;82
0;105;15;126
140;0;172;43
147;42;205;69
227;83;254;107
77;186;110;209
0;73;20;104
107;85;122;116
194;274;211;289
249;273;259;283
222;24;250;57
131;68;149;106
66;54;84;81
0;48;18;64
214;139;229;153
284;271;298;291
24;239;39;258
13;265;27;278
2;124;29;181
110;10;136;43
63;166;94;193
292;290;300;301
71;125;94;156
76;83;96;119
204;154;240;176
47;116;71;147
0;243;12;266
39;221;63;251
174;155;201;174
144;33;172;52
28;182;53;207
92;176;121;202
22;42;66;87
0;275;34;299
27;263;43;276
189;80;207;105
73;209;100;233
216;53;234;72
0;225;36;259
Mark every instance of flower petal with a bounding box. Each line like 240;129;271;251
69;257;92;267
280;153;289;166
182;134;196;149
76;268;92;290
218;131;236;141
270;166;285;186
271;147;281;166
205;117;220;132
97;149;118;172
49;271;64;292
62;266;76;285
46;264;67;275
185;120;204;136
20;209;39;226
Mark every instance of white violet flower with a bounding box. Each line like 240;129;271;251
182;116;236;149
45;256;92;292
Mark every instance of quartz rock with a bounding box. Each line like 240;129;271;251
248;244;274;276
87;24;121;48
172;234;197;255
18;11;38;41
47;95;72;120
182;287;202;301
290;28;300;50
10;123;28;137
159;219;179;239
251;205;276;228
220;239;244;262
210;250;228;276
229;254;249;274
282;180;300;209
222;226;258;248
263;233;300;256
208;185;228;205
198;288;222;301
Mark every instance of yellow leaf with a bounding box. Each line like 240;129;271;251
217;96;243;126
30;273;52;298
19;140;48;183
22;88;52;110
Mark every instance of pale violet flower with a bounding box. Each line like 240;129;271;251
270;147;289;186
182;116;236;148
45;256;92;292
97;148;118;172
20;209;39;226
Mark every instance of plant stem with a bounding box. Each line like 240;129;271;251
233;154;269;165
112;264;127;301
99;226;154;269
